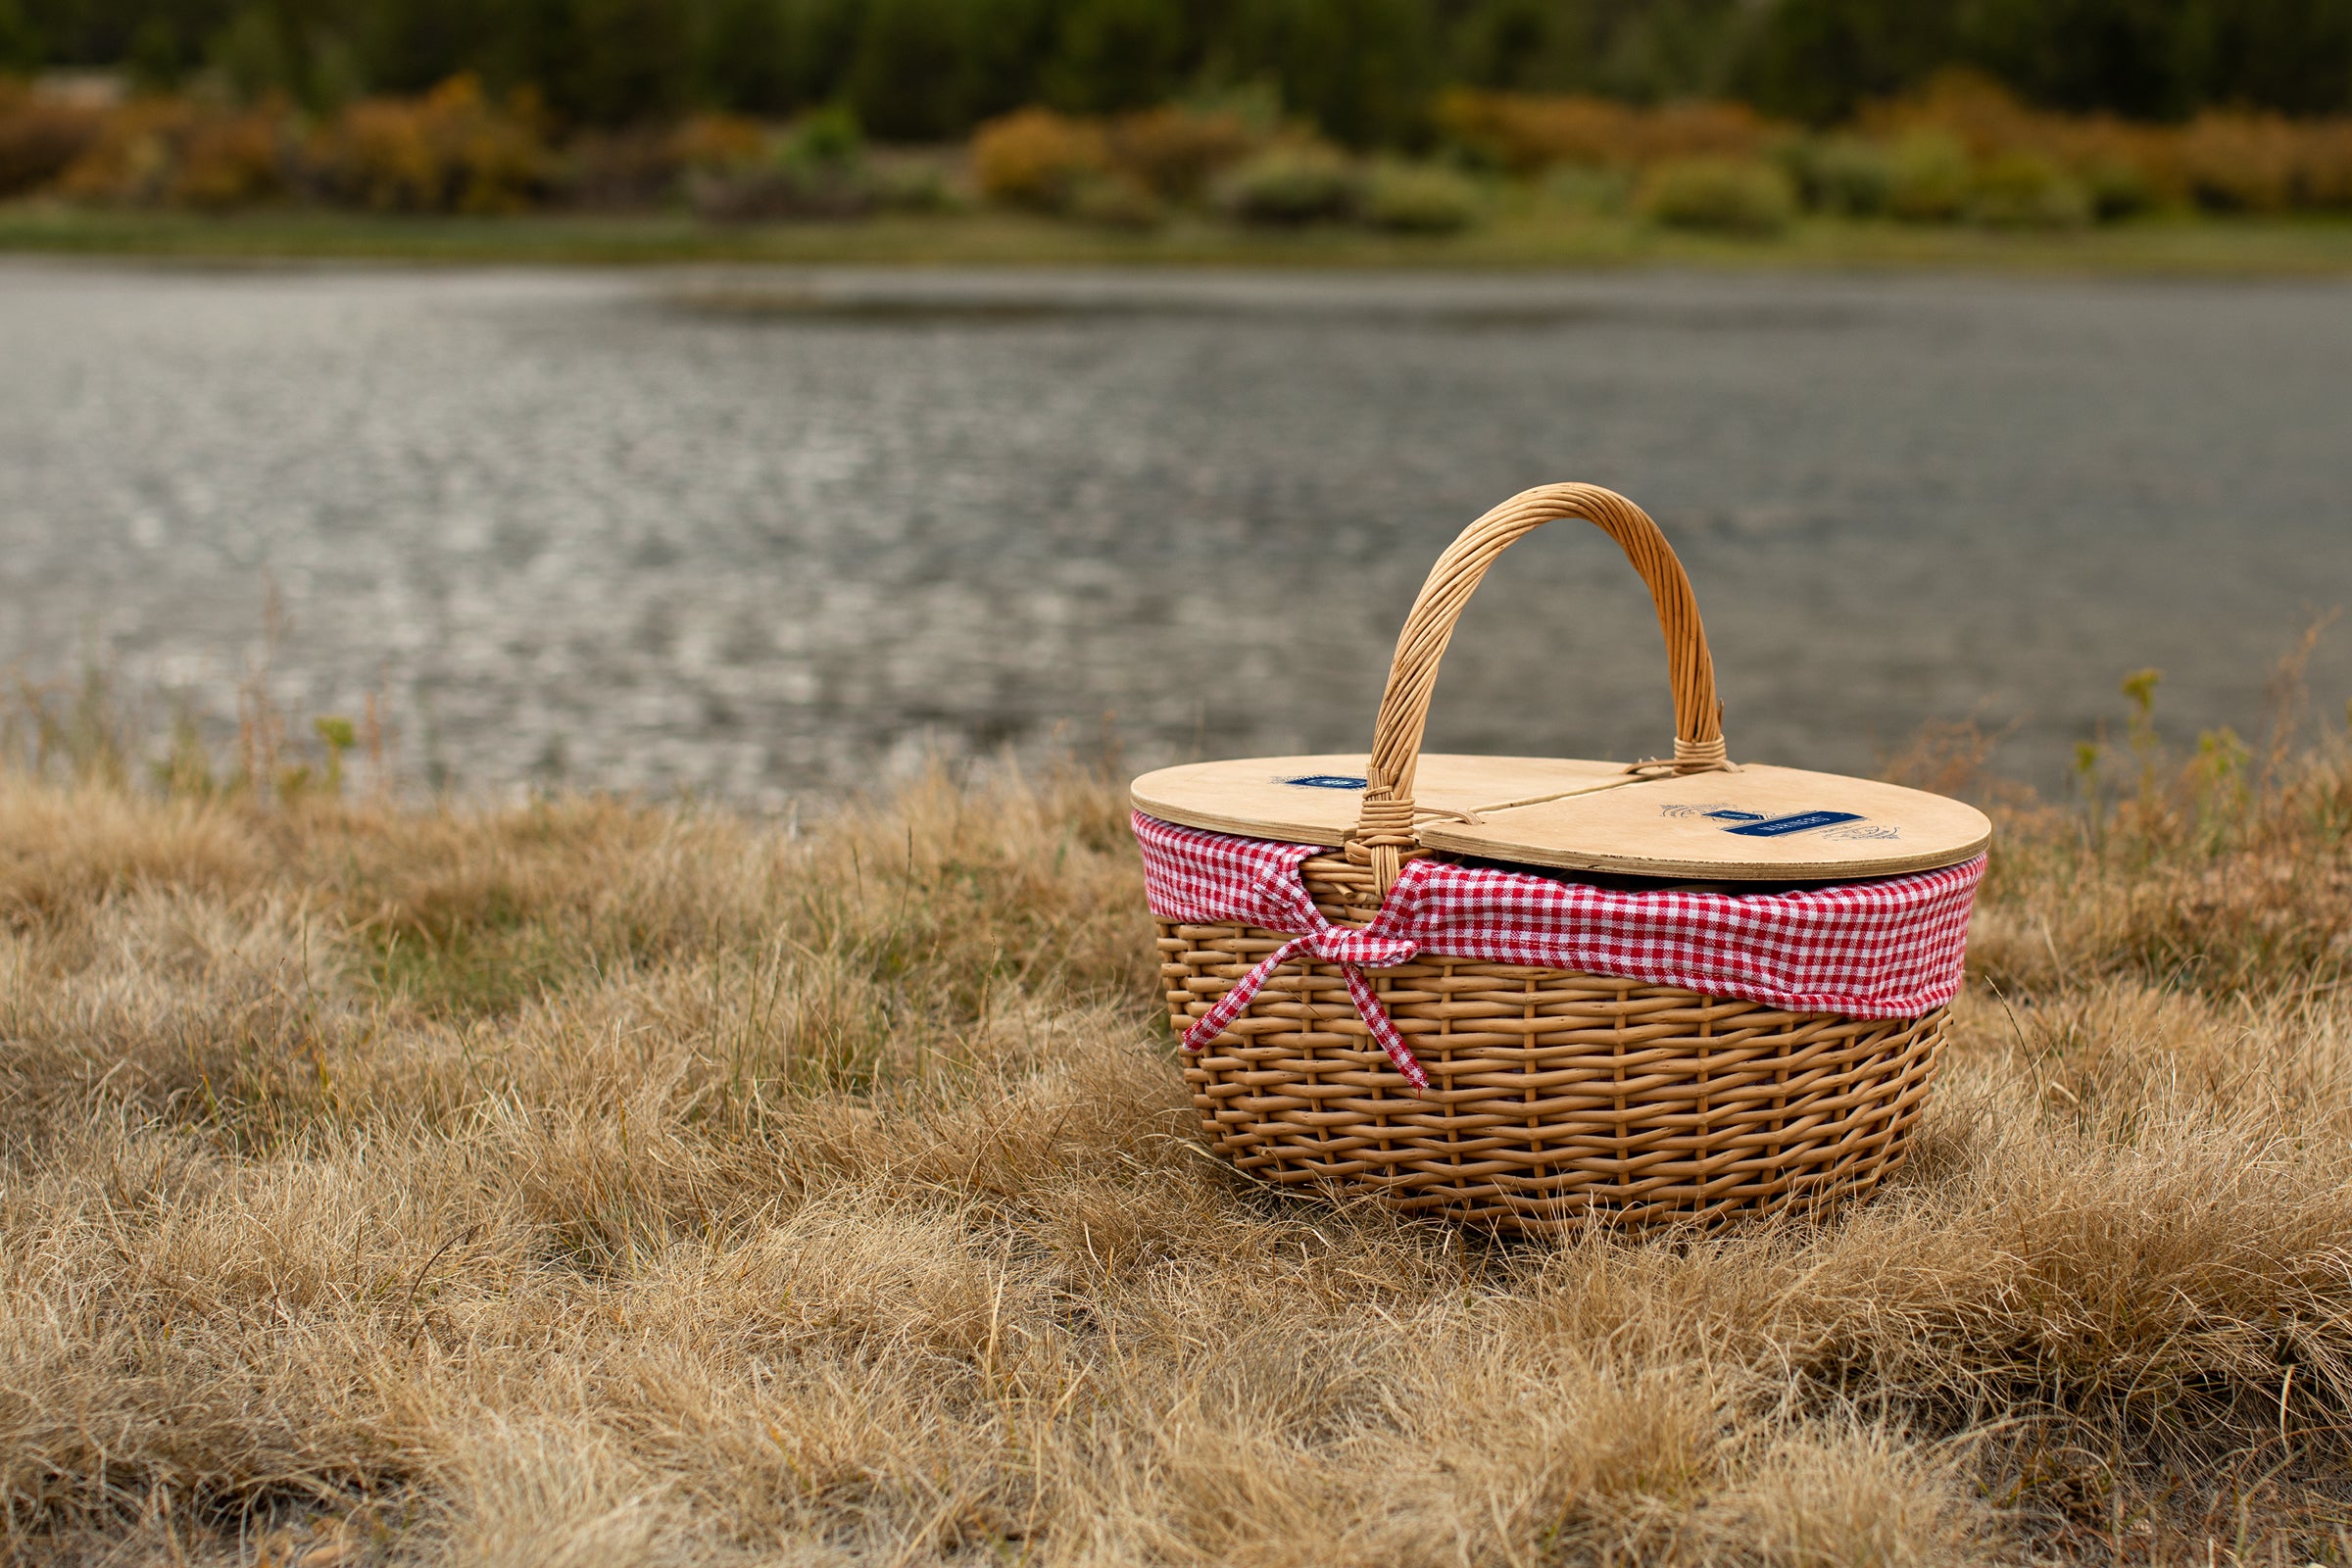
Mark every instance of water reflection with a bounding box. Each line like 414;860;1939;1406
1;261;2345;804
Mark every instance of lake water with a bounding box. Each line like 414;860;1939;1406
2;259;2347;806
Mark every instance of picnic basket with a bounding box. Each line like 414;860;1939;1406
1133;482;1989;1234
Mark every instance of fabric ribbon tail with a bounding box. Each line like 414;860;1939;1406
1181;936;1311;1054
1180;933;1429;1096
1343;965;1430;1092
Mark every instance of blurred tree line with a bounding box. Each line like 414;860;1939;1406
3;0;2348;139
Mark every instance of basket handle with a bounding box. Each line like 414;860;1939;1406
1348;482;1729;894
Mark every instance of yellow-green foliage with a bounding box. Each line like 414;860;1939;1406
1967;148;2090;228
1211;138;1361;225
1437;89;1772;173
1640;156;1797;236
1360;157;1482;232
10;72;2352;228
974;104;1267;217
1864;74;2352;218
1446;74;2352;222
2;686;2351;1560
1103;104;1261;200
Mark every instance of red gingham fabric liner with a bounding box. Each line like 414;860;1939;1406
1135;810;1983;1087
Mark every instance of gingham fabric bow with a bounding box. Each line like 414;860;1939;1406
1182;922;1430;1089
1135;810;1986;1095
1132;806;1434;1087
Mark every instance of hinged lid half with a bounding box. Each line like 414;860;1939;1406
1412;763;1987;879
1129;753;1627;848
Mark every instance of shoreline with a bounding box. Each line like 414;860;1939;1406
7;204;2352;276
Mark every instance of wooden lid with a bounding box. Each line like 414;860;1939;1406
1129;754;1627;848
1133;757;1986;882
1415;763;1989;881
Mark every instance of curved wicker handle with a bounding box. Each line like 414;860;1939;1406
1348;482;1729;894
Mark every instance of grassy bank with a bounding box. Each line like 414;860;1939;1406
8;202;2352;274
3;712;2351;1564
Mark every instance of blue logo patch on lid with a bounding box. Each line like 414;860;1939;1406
1281;774;1368;790
1720;810;1866;838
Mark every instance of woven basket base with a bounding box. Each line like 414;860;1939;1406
1159;916;1947;1235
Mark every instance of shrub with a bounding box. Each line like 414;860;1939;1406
169;107;285;210
1437;91;1783;175
1859;74;2183;220
1065;170;1164;228
670;113;766;172
2298;120;2352;210
564;126;688;210
1969;148;2090;228
1537;163;1634;214
1211;141;1358;224
2058;120;2175;216
1789;134;1896;216
53;96;199;205
864;149;957;212
1886;132;1972;221
787;103;863;168
0;82;106;197
1359;158;1480;232
971;107;1105;212
688;107;875;220
1435;89;1635;172
2077;153;2158;220
313;76;548;214
1106;105;1258;199
1632;100;1772;163
2180;112;2301;212
316;98;435;210
1638;156;1795;236
1861;71;2038;160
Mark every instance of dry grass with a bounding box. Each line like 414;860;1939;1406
3;719;2351;1565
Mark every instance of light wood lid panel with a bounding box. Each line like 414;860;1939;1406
1131;754;1630;848
1417;764;1990;881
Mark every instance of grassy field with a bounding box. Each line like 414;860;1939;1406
6;202;2352;275
2;704;2350;1566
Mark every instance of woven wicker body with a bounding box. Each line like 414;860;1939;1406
1160;858;1948;1233
1140;482;1972;1235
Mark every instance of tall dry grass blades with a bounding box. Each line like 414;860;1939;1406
1;732;2350;1561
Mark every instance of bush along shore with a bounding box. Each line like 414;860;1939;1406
5;70;2352;254
1;666;2350;1562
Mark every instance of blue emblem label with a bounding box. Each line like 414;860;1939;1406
1720;809;1865;838
1282;774;1367;790
1662;801;1895;841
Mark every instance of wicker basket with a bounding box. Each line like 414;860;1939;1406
1152;482;1957;1234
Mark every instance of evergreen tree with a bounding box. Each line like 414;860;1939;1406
0;0;43;71
13;0;2351;135
523;0;692;123
357;0;494;95
845;0;977;137
1231;0;1440;145
1738;0;1961;123
2186;0;2352;116
1041;0;1190;112
1964;0;2193;119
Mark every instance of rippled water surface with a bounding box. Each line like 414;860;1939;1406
3;260;2347;802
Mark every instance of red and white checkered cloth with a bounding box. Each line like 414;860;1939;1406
1135;810;1984;1090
